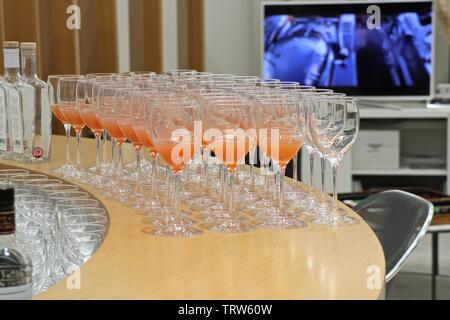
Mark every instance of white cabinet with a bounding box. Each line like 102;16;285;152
301;104;450;194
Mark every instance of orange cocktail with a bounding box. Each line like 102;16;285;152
101;118;127;143
156;142;195;173
264;138;303;170
52;105;69;125
135;128;157;154
60;104;86;131
212;135;251;172
79;105;103;135
119;122;142;147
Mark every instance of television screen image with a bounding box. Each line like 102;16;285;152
263;1;433;97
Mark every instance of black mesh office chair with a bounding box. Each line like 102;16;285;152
355;190;433;284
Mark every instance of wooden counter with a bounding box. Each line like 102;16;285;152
1;136;385;300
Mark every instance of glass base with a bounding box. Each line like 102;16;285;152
142;213;196;227
53;163;76;175
313;214;360;227
201;202;229;218
143;224;203;238
258;215;308;230
202;211;249;224
185;195;217;210
201;219;256;234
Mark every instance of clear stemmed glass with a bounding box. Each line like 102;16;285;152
57;77;87;180
91;79;115;176
77;78;105;185
96;84;130;198
47;75;84;175
202;98;257;233
306;92;346;217
255;95;307;229
194;93;241;216
309;96;360;226
286;88;334;214
144;97;203;237
132;90;165;216
115;86;146;206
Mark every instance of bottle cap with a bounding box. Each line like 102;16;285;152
0;187;14;212
3;41;19;49
20;42;36;50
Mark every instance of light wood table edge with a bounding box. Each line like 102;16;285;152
1;136;386;300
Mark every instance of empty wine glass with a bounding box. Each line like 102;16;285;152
309;96;360;226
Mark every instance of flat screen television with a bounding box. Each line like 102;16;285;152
262;0;435;100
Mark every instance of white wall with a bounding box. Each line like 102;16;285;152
204;0;262;76
116;0;130;72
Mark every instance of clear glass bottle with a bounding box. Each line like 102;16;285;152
1;41;34;162
20;42;52;162
0;43;14;160
0;187;33;300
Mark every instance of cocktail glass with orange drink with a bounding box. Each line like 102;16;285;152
201;98;257;234
255;95;307;229
57;77;87;180
47;75;84;175
143;97;203;238
77;78;105;185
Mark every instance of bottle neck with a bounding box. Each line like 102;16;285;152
21;50;38;80
3;48;21;82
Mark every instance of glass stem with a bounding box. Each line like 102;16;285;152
64;124;72;164
293;154;298;181
309;151;315;191
151;153;158;197
279;169;286;211
274;168;280;199
111;140;117;176
220;166;225;202
228;170;236;217
102;131;108;163
117;142;124;176
263;155;270;194
95;133;101;172
250;148;256;190
174;172;182;225
332;162;339;213
165;166;171;206
204;150;210;194
75;129;82;167
135;146;142;183
320;155;326;200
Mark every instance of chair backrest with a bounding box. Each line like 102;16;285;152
354;190;433;283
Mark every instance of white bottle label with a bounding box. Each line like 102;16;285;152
0;89;7;151
8;89;24;154
3;48;20;69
